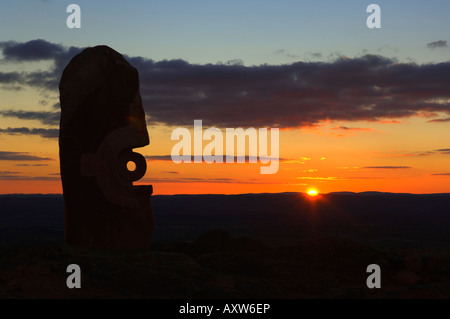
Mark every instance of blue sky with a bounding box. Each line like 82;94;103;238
1;0;450;194
1;0;449;65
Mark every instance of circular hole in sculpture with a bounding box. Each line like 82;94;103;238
127;160;137;172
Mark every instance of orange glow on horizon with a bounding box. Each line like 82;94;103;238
1;118;450;195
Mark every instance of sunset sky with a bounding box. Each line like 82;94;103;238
0;0;449;194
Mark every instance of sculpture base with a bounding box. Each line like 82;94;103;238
62;244;151;258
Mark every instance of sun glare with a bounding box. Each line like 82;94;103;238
307;189;319;197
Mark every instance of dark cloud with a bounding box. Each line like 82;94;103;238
164;171;180;174
0;84;23;91
431;173;450;176
427;40;448;49
428;117;450;123
0;174;60;181
0;110;60;126
0;151;53;161
0;39;84;90
435;148;450;154
0;174;27;179
0;39;64;61
296;176;383;181
15;163;49;166
145;155;283;163
274;49;302;59
0;127;58;138
226;59;244;66
145;155;173;161
1;40;450;128
387;148;450;157
31;176;60;181
332;126;375;132
364;166;411;169
141;177;269;184
128;54;450;128
0;72;22;84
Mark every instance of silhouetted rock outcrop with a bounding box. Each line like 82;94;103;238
1;230;450;298
404;255;424;273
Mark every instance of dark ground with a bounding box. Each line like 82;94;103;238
1;192;450;298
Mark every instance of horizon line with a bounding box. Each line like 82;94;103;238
1;191;450;196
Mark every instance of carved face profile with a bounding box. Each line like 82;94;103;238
59;46;154;253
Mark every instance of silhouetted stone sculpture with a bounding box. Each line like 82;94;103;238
59;45;154;255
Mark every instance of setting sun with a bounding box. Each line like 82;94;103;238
307;189;319;197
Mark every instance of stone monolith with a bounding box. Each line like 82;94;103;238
59;45;154;255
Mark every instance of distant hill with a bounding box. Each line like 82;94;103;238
1;192;450;249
